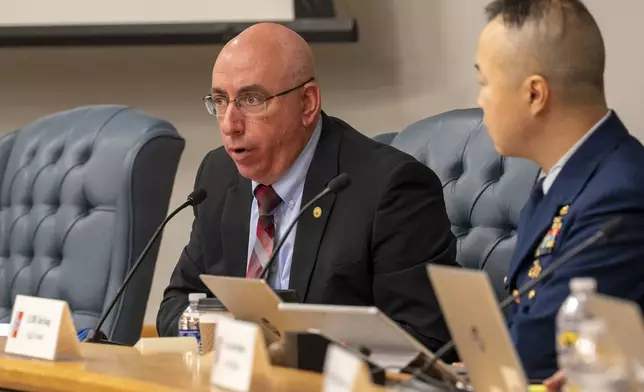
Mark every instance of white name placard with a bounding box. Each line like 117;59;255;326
4;295;81;361
323;344;363;392
211;317;268;392
323;344;384;392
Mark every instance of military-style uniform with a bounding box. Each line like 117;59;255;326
504;111;644;380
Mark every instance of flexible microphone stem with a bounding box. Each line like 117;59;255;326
85;189;207;343
411;216;623;385
258;188;331;280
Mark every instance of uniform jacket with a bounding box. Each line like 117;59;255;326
506;111;644;380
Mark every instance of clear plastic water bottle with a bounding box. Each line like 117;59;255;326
566;318;627;391
178;293;207;354
556;277;597;371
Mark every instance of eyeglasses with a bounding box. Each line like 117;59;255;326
203;77;315;118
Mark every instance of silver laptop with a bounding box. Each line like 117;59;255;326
276;302;466;386
199;274;288;343
277;303;422;368
587;292;644;385
199;274;464;385
427;264;529;392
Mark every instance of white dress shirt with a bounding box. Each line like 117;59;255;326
246;119;322;289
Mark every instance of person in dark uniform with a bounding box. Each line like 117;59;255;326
477;0;644;381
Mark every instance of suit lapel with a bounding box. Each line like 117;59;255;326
221;177;252;278
507;111;629;284
289;114;341;301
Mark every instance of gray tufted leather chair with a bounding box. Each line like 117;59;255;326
0;105;184;345
379;108;540;300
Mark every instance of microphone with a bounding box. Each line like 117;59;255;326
258;173;351;281
415;215;624;380
83;188;208;344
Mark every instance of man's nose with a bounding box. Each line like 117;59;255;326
219;103;245;136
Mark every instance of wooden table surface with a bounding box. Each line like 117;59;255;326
0;337;326;392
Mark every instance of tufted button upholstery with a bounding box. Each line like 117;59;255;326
381;108;540;300
0;105;184;345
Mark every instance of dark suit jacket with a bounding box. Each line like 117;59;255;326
506;111;644;380
157;112;459;359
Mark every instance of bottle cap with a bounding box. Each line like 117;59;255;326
570;277;597;292
189;293;207;302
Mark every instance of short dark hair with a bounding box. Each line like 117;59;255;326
485;0;590;27
483;0;605;102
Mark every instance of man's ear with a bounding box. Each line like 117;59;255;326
301;83;321;128
526;75;548;116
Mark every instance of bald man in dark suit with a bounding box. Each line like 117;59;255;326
156;22;460;360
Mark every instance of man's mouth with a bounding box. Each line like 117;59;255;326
229;147;253;160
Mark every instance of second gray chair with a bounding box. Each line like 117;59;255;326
380;108;540;300
0;105;184;345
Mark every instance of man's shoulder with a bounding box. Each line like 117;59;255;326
199;146;237;172
194;146;242;191
609;133;644;173
325;114;429;175
572;135;644;216
592;134;644;195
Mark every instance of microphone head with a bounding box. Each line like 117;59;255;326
327;173;351;194
600;216;623;239
187;188;207;206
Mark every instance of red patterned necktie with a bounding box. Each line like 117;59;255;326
246;184;282;279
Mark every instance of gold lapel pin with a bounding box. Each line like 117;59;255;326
313;206;322;218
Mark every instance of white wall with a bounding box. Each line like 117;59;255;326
0;0;641;325
0;0;294;25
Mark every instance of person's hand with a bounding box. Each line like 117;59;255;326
450;362;466;374
543;370;566;391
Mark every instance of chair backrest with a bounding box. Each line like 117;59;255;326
381;108;540;299
0;105;185;345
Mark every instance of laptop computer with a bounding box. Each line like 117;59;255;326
199;274;290;343
199;274;464;386
276;303;425;367
275;302;466;386
427;264;529;392
587;292;644;385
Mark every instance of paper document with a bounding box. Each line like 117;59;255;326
0;323;9;337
